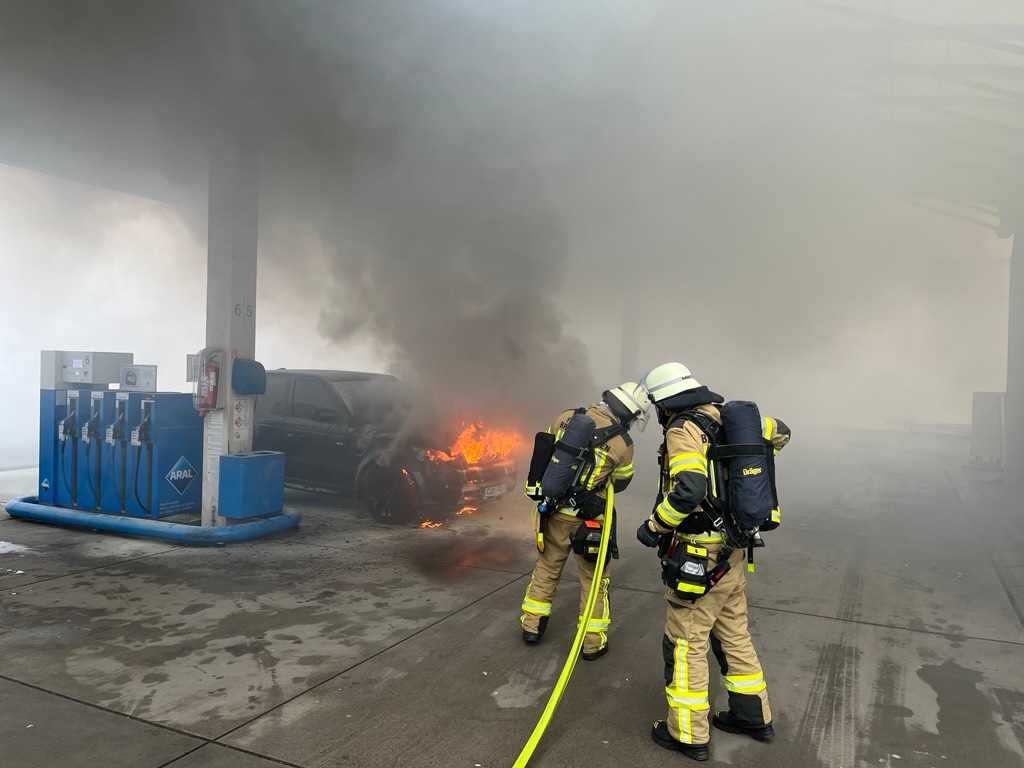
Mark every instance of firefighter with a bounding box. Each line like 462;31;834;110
635;362;790;761
520;382;651;660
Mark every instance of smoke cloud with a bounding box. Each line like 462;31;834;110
0;0;1019;447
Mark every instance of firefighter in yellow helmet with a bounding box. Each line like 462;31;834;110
520;382;651;660
635;362;790;761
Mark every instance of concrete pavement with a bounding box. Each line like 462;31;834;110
2;428;1023;767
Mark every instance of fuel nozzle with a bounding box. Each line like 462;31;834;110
83;408;100;445
58;410;76;443
132;402;153;446
106;412;125;446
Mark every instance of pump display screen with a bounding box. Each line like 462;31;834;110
72;359;83;369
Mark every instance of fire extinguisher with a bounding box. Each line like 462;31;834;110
194;348;223;415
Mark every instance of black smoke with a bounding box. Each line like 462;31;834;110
1;0;1018;433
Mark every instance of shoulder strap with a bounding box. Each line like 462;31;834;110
591;423;630;448
566;423;631;510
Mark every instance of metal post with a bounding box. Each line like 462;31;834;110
201;132;258;526
1005;233;1024;486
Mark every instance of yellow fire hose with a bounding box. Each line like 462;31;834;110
512;486;615;768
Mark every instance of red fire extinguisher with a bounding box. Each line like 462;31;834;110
194;349;222;415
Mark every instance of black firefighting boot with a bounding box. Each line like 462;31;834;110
712;711;775;742
522;616;548;644
581;642;608;661
651;721;709;761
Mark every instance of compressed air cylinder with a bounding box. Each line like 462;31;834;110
540;411;596;500
719;400;773;530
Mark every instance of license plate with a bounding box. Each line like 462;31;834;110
484;484;507;499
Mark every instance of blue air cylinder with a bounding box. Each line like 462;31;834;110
540;411;596;501
719;400;773;531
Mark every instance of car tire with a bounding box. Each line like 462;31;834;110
362;466;418;525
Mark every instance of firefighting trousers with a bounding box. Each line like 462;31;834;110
521;512;611;655
662;541;771;745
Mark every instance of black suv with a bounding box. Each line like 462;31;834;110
252;370;518;523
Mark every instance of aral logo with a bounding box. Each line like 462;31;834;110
166;456;197;495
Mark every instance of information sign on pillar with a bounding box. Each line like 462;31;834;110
202;132;259;526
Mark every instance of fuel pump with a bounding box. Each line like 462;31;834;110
57;391;83;507
124;393;202;519
39;351;133;509
79;394;103;509
132;399;154;517
103;394;130;513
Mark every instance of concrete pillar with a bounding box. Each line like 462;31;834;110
1005;233;1024;486
201;133;258;526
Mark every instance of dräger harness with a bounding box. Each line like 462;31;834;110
658;401;780;600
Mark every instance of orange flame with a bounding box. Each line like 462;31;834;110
456;506;478;516
419;520;443;529
451;423;521;464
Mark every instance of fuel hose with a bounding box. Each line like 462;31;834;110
512;486;614;768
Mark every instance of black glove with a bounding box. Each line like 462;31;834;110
636;521;662;548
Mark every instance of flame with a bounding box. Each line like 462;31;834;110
425;450;452;462
450;423;521;464
456;506;478;516
419;520;443;529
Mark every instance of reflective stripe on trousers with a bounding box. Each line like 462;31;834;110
666;638;710;744
662;544;772;744
724;672;766;694
521;513;611;654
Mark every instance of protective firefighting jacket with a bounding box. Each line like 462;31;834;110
647;403;790;538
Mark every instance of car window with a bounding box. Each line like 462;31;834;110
255;375;290;416
293;379;351;424
331;380;368;417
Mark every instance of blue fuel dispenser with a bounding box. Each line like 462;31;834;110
77;391;117;510
38;389;67;506
126;393;203;518
100;392;135;513
56;390;86;508
39;351;133;506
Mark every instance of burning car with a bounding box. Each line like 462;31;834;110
252;370;520;524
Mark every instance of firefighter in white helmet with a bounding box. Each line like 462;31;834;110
636;362;791;761
520;382;651;660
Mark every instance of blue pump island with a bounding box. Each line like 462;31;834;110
7;350;300;544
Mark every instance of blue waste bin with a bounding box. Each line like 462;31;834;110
218;451;285;519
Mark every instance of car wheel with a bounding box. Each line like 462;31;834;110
363;467;418;525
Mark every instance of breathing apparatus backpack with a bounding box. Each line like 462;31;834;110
668;400;778;539
658;401;780;598
525;409;629;513
536;409;596;508
525;408;629;560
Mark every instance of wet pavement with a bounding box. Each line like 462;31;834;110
2;428;1023;767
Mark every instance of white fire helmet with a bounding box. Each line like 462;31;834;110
605;381;652;432
639;362;702;404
